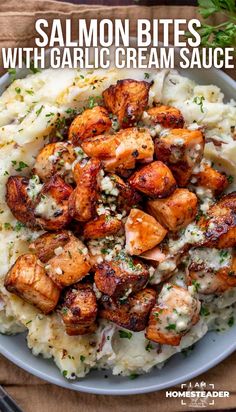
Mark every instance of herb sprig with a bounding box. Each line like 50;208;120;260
196;0;236;50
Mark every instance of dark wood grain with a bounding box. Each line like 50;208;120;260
58;0;197;5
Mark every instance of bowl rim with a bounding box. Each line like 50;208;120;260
0;63;236;395
1;335;236;395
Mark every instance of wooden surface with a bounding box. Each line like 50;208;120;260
58;0;197;5
0;1;235;411
2;351;236;412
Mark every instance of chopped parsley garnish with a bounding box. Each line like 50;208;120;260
67;250;72;259
192;279;201;293
14;222;26;232
65;108;77;116
118;330;133;339
165;323;176;331
30;61;41;74
227;175;234;184
26;89;34;95
195;210;204;222
144;72;150;79
80;355;85;362
4;222;12;230
87;95;102;109
145;341;154;352
154;312;160;320
15;87;21;94
193;95;205;113
11;160;29;172
219;250;229;264
62;370;68;378
228;316;234;327
200;306;210;317
182;344;195;358
25;320;32;325
129;373;139;380
8;68;16;82
61;307;68;315
15;161;29;172
88;96;96;109
36;105;44;117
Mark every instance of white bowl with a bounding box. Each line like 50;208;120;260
0;65;235;395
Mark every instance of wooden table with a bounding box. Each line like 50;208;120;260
59;0;197;5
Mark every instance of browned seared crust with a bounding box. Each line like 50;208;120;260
103;79;151;127
99;288;157;331
34;175;73;231
155;129;204;187
125;209;167;255
82;128;154;175
81;133;119;159
147;189;198;231
147;105;184;129
68;106;111;145
83;215;122;239
29;230;71;263
6;176;36;227
194;164;228;195
4;254;60;314
94;257;149;298
60;282;97;335
128;161;176;198
199;192;236;248
33;142;76;182
68;159;101;222
45;235;91;288
187;252;236;295
109;174;142;213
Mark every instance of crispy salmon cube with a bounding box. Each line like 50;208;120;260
60;283;97;335
34;175;73;231
6;176;36;227
125;209;167;255
147;105;184;129
108;174;142;213
128;161;176;198
68;159;101;222
94;256;149;298
68;106;111;145
99;288;157;331
81;133;120;159
147;189;198;231
193;164;228;195
45;235;91;288
81;128;154;174
4;254;60;314
33;142;76;183
155;129;204;186
83;215;122;239
29;230;71;263
146;284;200;346
103;128;154;173
187;248;236;295
103;79;151;127
198;192;236;248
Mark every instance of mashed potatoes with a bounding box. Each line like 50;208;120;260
0;67;236;379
